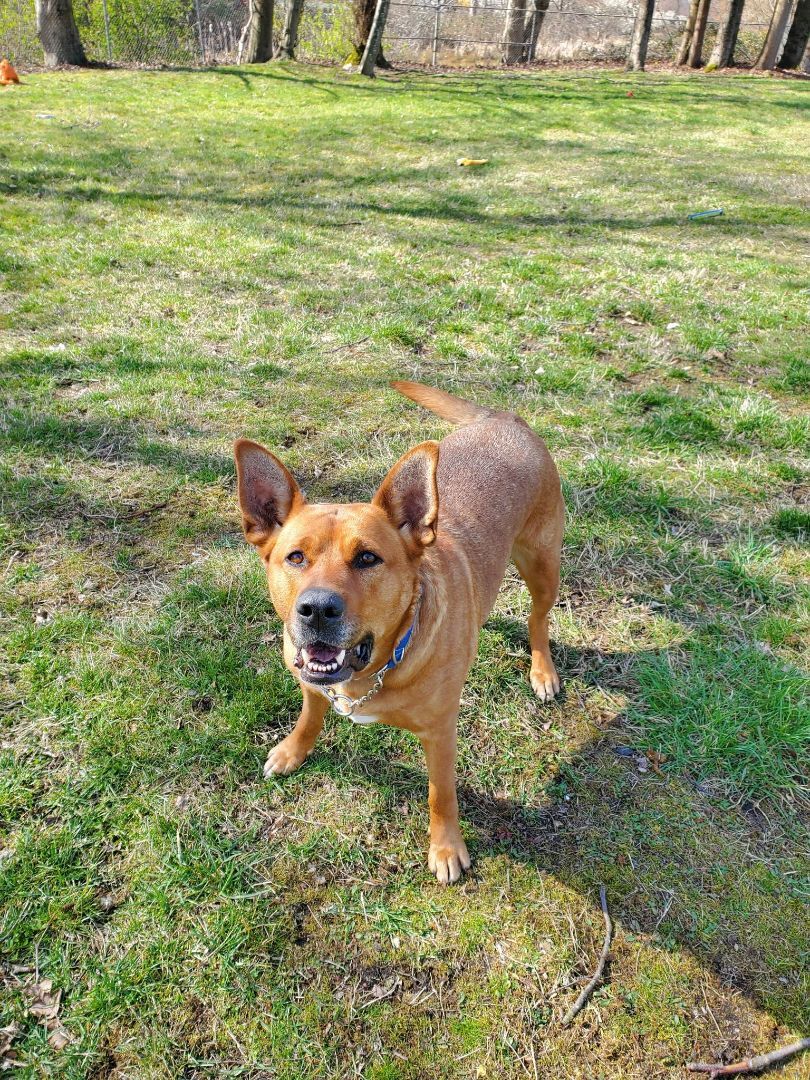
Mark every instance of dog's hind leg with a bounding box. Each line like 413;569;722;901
511;504;564;703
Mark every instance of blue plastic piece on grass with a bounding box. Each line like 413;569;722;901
687;209;724;220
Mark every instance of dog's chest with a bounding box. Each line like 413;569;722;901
350;713;379;725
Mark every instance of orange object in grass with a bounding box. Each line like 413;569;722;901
0;59;20;85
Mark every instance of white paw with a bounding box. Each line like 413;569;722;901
531;667;561;702
263;741;307;777
428;837;471;885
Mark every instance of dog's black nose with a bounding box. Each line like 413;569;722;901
295;588;345;631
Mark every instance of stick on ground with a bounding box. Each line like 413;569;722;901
561;886;612;1026
687;1038;810;1077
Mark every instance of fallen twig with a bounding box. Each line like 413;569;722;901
687;1038;810;1077
120;500;169;521
324;336;371;353
560;885;612;1026
76;501;169;525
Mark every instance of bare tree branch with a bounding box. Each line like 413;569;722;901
560;886;612;1026
687;1038;810;1078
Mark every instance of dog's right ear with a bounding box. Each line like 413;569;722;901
234;439;304;552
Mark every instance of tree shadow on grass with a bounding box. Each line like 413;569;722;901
168;63;802;115
0;408;233;483
0;165;688;231
5;119;807;230
5;163;805;239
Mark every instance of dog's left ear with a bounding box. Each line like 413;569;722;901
373;441;439;551
234;439;304;552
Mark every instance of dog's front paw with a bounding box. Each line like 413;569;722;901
530;664;561;703
263;738;309;778
428;835;471;885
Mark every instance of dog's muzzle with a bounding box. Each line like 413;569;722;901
293;635;373;685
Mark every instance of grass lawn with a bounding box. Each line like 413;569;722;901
1;63;809;1077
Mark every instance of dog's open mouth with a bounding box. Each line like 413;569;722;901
294;636;373;684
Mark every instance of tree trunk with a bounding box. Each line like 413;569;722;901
35;0;87;67
707;0;745;66
244;0;274;62
276;0;305;57
687;0;711;66
802;33;810;66
778;0;810;65
501;0;529;63
351;0;391;65
626;0;656;69
524;0;550;61
676;0;700;63
359;0;391;75
755;0;796;67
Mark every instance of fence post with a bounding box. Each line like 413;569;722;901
101;0;113;62
431;0;442;66
527;6;537;60
194;0;205;62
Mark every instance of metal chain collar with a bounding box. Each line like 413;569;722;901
321;665;389;719
318;588;422;721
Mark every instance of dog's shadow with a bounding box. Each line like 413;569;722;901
297;624;809;1035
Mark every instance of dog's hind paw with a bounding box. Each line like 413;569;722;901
263;739;308;777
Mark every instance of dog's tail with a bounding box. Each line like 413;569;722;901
393;381;494;426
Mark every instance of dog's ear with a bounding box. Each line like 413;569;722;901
373;441;439;551
234;439;304;552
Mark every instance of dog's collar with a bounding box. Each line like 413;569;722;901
320;590;421;720
382;617;417;671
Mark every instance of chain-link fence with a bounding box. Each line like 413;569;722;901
1;0;769;70
381;0;769;65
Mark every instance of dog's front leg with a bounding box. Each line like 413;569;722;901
264;686;329;777
420;720;471;885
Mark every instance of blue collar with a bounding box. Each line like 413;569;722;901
383;618;417;671
382;586;421;671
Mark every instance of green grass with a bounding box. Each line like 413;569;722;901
1;64;809;1077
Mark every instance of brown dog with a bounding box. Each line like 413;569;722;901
235;382;564;884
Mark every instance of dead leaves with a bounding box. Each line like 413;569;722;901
613;746;669;775
0;1024;20;1069
25;979;72;1051
0;976;73;1067
644;748;669;774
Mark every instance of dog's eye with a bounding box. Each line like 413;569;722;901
286;550;305;566
354;550;382;569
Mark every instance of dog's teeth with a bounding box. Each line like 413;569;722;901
302;648;312;663
336;650;346;665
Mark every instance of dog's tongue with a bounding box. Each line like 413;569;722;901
304;644;342;663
